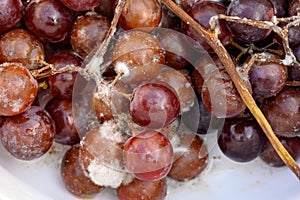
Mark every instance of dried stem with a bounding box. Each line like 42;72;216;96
286;81;300;87
216;14;300;66
82;0;126;78
160;0;300;179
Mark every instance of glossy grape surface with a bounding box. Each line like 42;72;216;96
130;81;180;129
0;106;55;160
123;130;173;181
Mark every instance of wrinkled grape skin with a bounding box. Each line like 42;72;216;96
0;106;55;160
0;0;23;33
130;81;180;129
262;87;300;137
123;130;173;181
60;0;102;11
70;13;110;58
118;0;162;30
201;69;251;118
61;146;103;197
218;117;266;162
0;29;45;69
0;62;38;116
24;0;73;43
45;98;80;145
249;57;288;98
117;178;167;200
47;50;83;99
226;0;275;42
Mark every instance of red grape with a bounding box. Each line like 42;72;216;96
0;28;45;69
60;0;102;11
218;117;266;162
0;106;55;160
24;0;73;43
184;1;231;52
47;50;83;99
61;146;103;197
117;178;167;200
260;136;300;167
129;81;180;129
112;30;165;84
168;132;208;181
0;0;23;33
201;69;252;118
262;87;300;137
226;0;275;43
248;54;288;98
118;0;162;30
45;98;80;145
0;62;38;116
70;12;110;58
123;130;173;181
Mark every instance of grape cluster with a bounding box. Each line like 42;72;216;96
0;0;299;199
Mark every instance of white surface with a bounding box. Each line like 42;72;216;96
0;137;299;200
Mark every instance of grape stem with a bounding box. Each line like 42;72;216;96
82;0;126;78
214;14;300;66
159;0;300;179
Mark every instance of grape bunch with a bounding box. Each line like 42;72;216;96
0;0;299;199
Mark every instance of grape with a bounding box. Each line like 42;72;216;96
248;54;288;98
156;29;190;70
181;96;213;134
123;130;173;181
260;137;300;167
288;43;300;81
261;87;300;137
157;67;195;112
288;26;300;47
288;0;300;16
0;62;38;116
218;117;266;162
129;81;180;129
226;0;275;43
201;69;251;118
112;30;165;84
269;0;289;17
60;146;103;197
183;1;231;52
47;50;83;99
118;0;162;30
0;106;55;160
80;123;127;188
95;0;114;19
92;88;113;123
0;28;45;69
160;5;181;29
45;98;80;145
0;0;23;33
60;0;102;11
70;12;110;58
24;0;73;43
193;54;225;94
117;178;167;200
168;132;208;181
